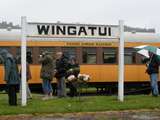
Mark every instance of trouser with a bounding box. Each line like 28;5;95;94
150;73;159;96
57;77;66;97
8;84;17;106
42;79;53;95
68;82;77;97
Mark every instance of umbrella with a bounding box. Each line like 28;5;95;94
134;45;160;61
134;45;160;57
137;49;149;58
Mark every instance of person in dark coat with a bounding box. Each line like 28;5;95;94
39;51;55;100
19;51;32;99
26;62;32;98
19;62;32;99
144;52;160;96
0;49;20;105
55;52;69;98
67;57;80;97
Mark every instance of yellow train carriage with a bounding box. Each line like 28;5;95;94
0;28;160;92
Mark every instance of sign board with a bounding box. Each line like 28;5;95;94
26;23;119;39
21;17;124;107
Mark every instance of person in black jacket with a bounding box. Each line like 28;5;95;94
67;57;80;97
144;52;160;96
55;52;69;98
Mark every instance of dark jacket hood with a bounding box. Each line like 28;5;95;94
0;49;13;61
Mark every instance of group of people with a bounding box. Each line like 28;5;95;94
39;51;80;100
0;49;80;105
0;48;160;106
38;51;160;98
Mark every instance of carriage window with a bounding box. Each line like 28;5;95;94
83;48;97;64
103;48;117;63
62;47;76;59
16;47;33;64
124;48;136;64
39;47;56;59
136;54;145;64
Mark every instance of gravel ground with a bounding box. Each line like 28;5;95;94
0;110;160;120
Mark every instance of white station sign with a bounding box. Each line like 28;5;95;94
26;23;119;38
21;17;124;107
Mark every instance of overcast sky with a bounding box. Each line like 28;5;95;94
0;0;160;33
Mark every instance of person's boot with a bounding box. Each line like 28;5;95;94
49;92;54;99
42;95;49;100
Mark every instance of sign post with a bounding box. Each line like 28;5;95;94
118;20;124;102
21;16;27;106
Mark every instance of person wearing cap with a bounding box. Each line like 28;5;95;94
55;52;69;98
39;51;55;100
145;52;160;97
0;49;20;105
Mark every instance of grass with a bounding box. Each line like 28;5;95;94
0;93;160;115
